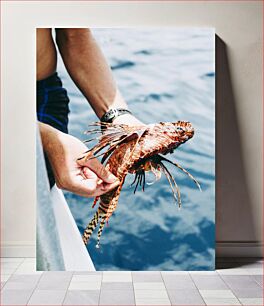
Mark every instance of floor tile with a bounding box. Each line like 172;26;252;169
245;268;263;275
14;262;36;274
73;271;102;275
199;289;236;298
63;290;100;305
220;275;261;290
99;289;135;305
189;271;217;275
27;289;66;305
37;271;72;290
102;272;132;282
162;274;196;289
167;289;205;305
135;298;171;305
101;281;133;290
217;268;249;275
15;271;43;276
2;256;264;306
239;298;264;305
134;282;166;290
203;297;240;305
68;281;101;290
161;271;189;275
71;274;102;282
132;272;163;282
252;275;263;287
231;287;263;298
191;275;228;290
103;271;131;274
14;263;43;275
1;288;33;305
1;275;11;282
135;289;169;299
3;280;38;291
8;274;41;283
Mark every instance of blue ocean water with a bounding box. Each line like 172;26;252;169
58;28;215;271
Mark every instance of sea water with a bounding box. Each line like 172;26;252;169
58;28;215;270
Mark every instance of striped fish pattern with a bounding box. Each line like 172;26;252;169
80;121;201;248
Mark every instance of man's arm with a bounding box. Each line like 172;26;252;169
55;29;128;119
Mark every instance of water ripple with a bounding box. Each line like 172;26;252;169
111;60;135;70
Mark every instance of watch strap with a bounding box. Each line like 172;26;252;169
100;108;132;123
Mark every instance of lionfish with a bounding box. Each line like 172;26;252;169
80;121;201;248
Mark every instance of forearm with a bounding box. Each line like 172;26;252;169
39;122;60;154
39;121;55;149
39;122;66;185
55;29;127;118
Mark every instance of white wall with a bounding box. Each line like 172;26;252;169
1;1;262;257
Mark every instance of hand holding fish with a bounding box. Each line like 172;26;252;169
39;122;119;197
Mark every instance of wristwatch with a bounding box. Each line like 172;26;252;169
100;108;132;123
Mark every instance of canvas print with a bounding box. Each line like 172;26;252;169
37;28;215;271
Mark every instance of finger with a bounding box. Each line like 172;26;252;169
77;157;118;184
82;167;111;192
101;180;120;192
63;174;118;198
71;183;116;198
61;178;97;197
82;178;98;193
82;167;97;179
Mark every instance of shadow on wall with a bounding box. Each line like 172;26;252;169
215;35;258;263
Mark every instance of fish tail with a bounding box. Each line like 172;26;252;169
92;196;100;208
95;217;107;249
82;208;104;245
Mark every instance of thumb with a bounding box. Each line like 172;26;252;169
77;155;118;184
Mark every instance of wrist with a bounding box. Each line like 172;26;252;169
112;113;143;126
100;108;132;123
96;89;128;119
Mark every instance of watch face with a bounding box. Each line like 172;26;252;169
110;109;118;120
105;109;119;122
101;108;130;122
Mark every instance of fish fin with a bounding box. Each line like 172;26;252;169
96;217;107;249
92;196;100;208
159;156;201;191
130;169;147;193
101;146;116;164
82;208;104;245
142;171;146;191
160;162;181;208
83;122;148;161
143;159;162;186
105;177;126;221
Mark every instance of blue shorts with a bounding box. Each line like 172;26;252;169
37;72;70;187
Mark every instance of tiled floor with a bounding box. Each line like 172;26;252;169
0;258;263;305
